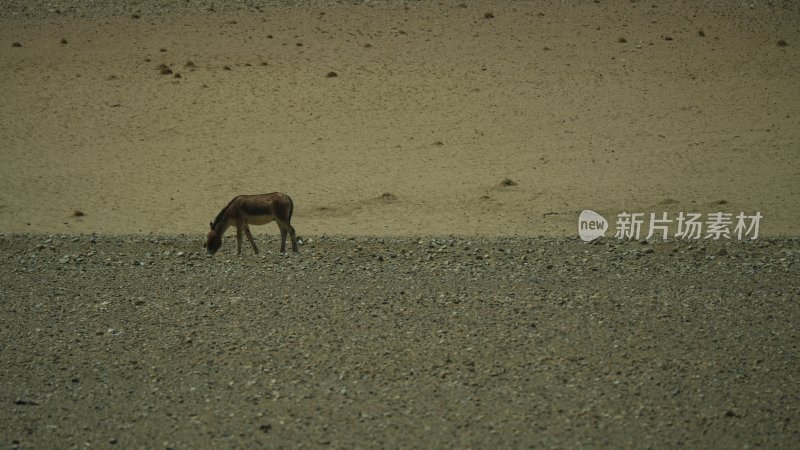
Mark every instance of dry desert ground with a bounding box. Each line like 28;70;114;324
1;1;799;449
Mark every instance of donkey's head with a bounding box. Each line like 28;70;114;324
205;222;222;255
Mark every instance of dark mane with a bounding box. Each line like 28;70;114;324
211;196;239;229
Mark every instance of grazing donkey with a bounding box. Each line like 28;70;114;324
205;192;299;255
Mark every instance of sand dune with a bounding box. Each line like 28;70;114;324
1;0;798;237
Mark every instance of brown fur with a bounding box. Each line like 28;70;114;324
205;192;298;255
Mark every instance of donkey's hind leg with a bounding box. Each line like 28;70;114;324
244;225;259;254
278;224;288;253
277;220;298;253
287;224;299;253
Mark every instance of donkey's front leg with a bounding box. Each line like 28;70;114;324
236;226;244;255
244;225;259;254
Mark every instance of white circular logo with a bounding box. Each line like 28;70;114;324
578;210;608;242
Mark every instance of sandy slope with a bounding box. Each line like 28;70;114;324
0;1;798;237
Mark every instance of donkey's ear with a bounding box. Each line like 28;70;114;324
209;222;214;229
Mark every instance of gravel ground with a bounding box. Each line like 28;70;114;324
1;232;798;449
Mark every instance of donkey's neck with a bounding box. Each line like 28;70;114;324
212;216;234;237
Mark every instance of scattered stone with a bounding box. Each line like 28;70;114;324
724;409;740;418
